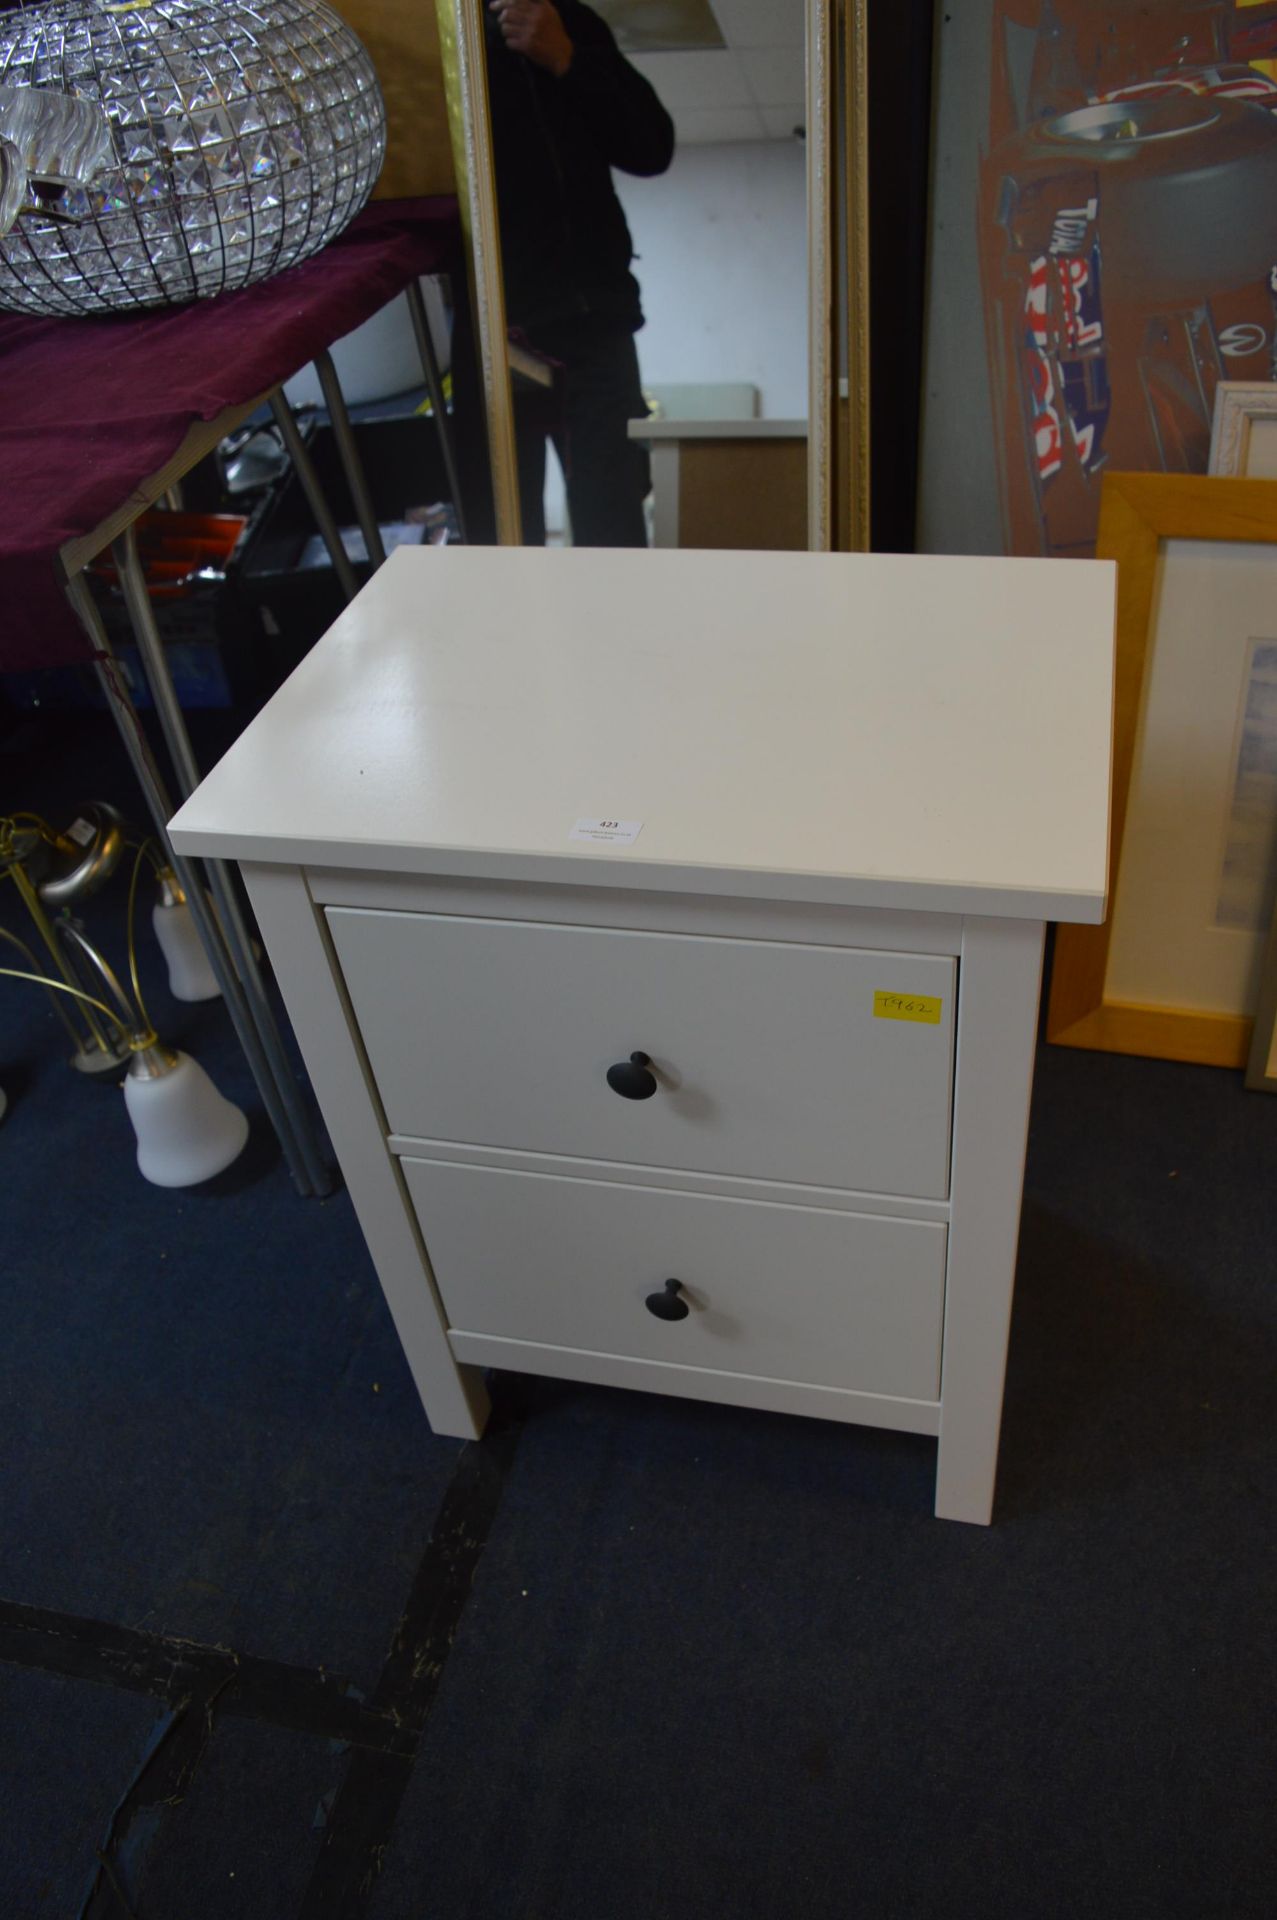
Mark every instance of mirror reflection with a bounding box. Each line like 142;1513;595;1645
480;0;809;548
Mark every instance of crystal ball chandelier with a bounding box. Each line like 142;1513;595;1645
0;0;386;316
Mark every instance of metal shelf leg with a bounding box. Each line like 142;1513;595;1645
65;569;330;1198
313;348;386;571
267;387;360;602
406;277;468;544
110;527;333;1197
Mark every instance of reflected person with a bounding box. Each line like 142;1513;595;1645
484;0;674;545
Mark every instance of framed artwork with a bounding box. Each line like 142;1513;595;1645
1210;380;1277;478
1048;472;1277;1068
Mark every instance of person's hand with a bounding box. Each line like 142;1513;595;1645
488;0;574;77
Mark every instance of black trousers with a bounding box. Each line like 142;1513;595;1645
514;319;651;547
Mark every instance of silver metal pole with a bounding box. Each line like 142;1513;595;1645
111;529;333;1197
405;277;468;544
112;527;200;794
313;348;386;570
64;572;324;1197
267;387;360;601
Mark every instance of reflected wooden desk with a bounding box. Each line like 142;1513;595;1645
629;418;808;550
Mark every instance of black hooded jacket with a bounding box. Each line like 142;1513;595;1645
482;0;675;333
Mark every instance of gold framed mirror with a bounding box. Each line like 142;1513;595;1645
434;0;869;552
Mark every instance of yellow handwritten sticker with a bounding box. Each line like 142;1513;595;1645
874;991;943;1026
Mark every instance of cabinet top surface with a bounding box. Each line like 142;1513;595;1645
169;547;1115;920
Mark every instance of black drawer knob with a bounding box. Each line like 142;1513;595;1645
645;1279;689;1322
607;1050;658;1100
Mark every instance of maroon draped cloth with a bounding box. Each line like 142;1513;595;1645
0;196;462;672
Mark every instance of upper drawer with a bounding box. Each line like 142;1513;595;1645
327;910;957;1199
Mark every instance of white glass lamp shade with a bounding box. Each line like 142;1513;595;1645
0;0;386;316
152;896;222;1001
124;1048;249;1186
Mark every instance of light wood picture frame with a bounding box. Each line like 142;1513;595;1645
840;0;870;554
1048;473;1277;1069
806;0;837;553
807;0;869;553
1209;381;1277;480
435;0;522;544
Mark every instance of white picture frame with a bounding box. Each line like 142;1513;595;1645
1209;381;1277;479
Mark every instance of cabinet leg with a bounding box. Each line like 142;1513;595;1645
934;1445;999;1527
935;917;1045;1525
422;1362;491;1442
240;862;489;1446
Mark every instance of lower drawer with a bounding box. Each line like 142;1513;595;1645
402;1158;946;1401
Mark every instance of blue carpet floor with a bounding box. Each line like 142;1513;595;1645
0;922;463;1688
0;1669;165;1915
132;1718;346;1920
2;706;1275;1917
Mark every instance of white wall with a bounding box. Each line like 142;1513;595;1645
616;139;808;421
283;277;452;409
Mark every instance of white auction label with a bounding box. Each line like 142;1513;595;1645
570;818;644;847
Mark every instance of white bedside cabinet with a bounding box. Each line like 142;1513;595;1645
170;547;1114;1524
